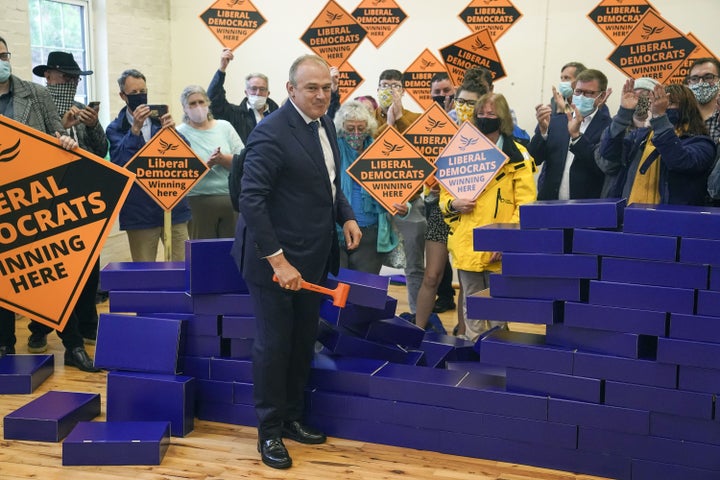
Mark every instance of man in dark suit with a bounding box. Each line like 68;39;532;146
231;55;361;469
529;68;613;200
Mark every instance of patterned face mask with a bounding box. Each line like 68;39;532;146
47;82;78;116
634;94;651;119
341;131;367;151
455;102;475;123
689;81;720;105
377;88;394;109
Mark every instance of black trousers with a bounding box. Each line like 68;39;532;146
247;281;322;440
0;308;16;348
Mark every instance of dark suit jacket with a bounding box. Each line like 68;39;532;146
232;101;355;287
528;104;611;200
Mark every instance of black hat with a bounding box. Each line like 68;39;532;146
32;51;93;77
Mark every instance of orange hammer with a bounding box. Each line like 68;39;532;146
272;274;351;308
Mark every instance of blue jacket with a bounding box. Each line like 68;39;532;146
597;106;716;206
106;107;191;230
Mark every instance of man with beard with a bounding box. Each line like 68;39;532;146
21;51;104;371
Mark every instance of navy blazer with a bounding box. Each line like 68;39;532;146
232;101;355;287
528;105;611;200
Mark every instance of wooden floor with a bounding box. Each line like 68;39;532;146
0;232;610;480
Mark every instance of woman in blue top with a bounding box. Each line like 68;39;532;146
334;101;398;274
177;85;244;239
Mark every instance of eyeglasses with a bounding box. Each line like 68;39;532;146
574;89;602;98
455;98;476;106
686;73;719;85
247;86;268;94
379;83;403;91
0;52;11;61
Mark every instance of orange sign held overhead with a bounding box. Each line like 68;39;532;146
403;103;458;168
351;0;407;48
440;29;506;87
200;0;267;51
336;62;364;104
459;0;523;40
301;0;367;65
0;116;134;331
667;33;719;85
403;49;451;111
587;0;657;46
608;10;696;84
434;122;508;201
346;127;436;214
124;127;209;211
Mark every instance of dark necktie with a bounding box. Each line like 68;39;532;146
309;119;322;151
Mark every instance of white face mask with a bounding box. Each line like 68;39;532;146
247;94;267;110
186;105;208;124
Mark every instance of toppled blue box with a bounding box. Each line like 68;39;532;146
422;332;479;362
62;421;170;466
466;289;563;325
501;253;599;279
365;316;424;349
480;329;575;374
589;280;695;315
564;302;667;336
0;354;53;394
100;262;186;291
107;371;195;437
185;239;248;294
623;203;720;240
109;290;192;314
369;363;469;405
327;268;390;309
308;354;386;396
317;320;409;363
601;257;708;290
519;198;625;229
473;222;569;253
4;391;100;441
95;314;182;374
489;273;587;301
572;228;677;261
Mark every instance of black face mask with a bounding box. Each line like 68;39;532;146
475;116;501;134
125;92;147;112
432;94;453;106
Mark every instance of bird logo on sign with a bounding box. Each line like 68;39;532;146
458;135;478;151
641;23;665;40
472;38;490;51
158;139;179;155
326;11;343;23
0;139;20;163
381;139;404;156
425;116;447;132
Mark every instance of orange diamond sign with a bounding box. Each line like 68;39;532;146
301;0;367;66
608;10;696;84
459;0;523;40
346;127;436;214
0;116;134;330
435;122;508;201
587;0;657;46
667;33;718;85
124;127;209;211
403;103;458;166
337;61;365;104
403;49;451;111
440;29;506;86
351;0;407;48
200;0;267;51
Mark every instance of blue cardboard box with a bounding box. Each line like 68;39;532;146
308;354;387;396
480;329;575;374
0;354;53;394
466;289;563;325
473;222;570;253
62;421;170;466
564;302;667;336
589;280;695;315
100;261;186;291
679;237;720;266
506;367;602;403
95;314;182;374
623;203;720;240
109;290;192;314
601;257;708;290
4;391;100;441
327;268;390;309
107;371;195;437
489;273;587;301
546;324;656;359
573;351;677;389
548;398;649;435
501;253;599;279
519;198;625;229
657;337;720;371
572;228;677;261
605;380;714;420
185;239;248;294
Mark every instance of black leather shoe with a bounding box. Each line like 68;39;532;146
282;421;327;444
257;438;292;469
0;345;15;357
64;347;101;373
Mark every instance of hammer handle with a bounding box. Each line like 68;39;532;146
272;274;333;296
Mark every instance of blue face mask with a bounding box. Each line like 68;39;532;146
125;92;147;112
557;81;573;99
0;60;11;83
571;94;596;117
